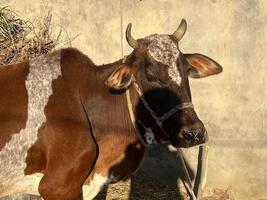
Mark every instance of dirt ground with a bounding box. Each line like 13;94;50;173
1;144;232;200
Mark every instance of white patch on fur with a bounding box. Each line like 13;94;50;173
83;173;118;200
145;34;181;85
0;51;61;197
144;128;157;144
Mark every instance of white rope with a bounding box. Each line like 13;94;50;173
126;89;149;146
193;145;209;198
177;148;198;200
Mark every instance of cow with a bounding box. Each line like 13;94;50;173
0;19;222;200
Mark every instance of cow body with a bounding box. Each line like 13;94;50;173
0;48;145;199
0;19;222;200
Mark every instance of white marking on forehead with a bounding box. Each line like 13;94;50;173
145;34;181;85
0;51;61;196
83;173;118;199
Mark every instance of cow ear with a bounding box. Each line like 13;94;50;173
105;64;134;90
185;53;222;78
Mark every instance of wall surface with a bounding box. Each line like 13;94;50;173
1;0;267;200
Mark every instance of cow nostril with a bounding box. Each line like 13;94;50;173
183;131;195;140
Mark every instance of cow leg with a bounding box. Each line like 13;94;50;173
37;125;97;200
38;153;96;200
38;147;96;200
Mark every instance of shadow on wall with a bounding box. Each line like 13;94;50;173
94;144;194;200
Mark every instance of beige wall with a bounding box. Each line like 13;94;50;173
1;0;267;199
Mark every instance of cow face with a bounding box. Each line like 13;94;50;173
105;19;222;148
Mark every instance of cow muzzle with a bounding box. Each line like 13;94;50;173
174;126;208;148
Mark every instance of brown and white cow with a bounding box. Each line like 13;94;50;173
0;19;222;200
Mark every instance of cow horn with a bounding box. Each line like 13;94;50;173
126;23;138;49
172;19;187;42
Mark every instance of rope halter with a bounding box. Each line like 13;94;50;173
126;80;194;146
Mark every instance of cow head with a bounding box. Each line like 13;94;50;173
105;19;222;148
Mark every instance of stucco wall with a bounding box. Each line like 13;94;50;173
1;0;267;200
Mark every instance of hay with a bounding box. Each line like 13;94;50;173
0;6;61;65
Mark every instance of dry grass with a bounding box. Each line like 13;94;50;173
0;6;61;65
